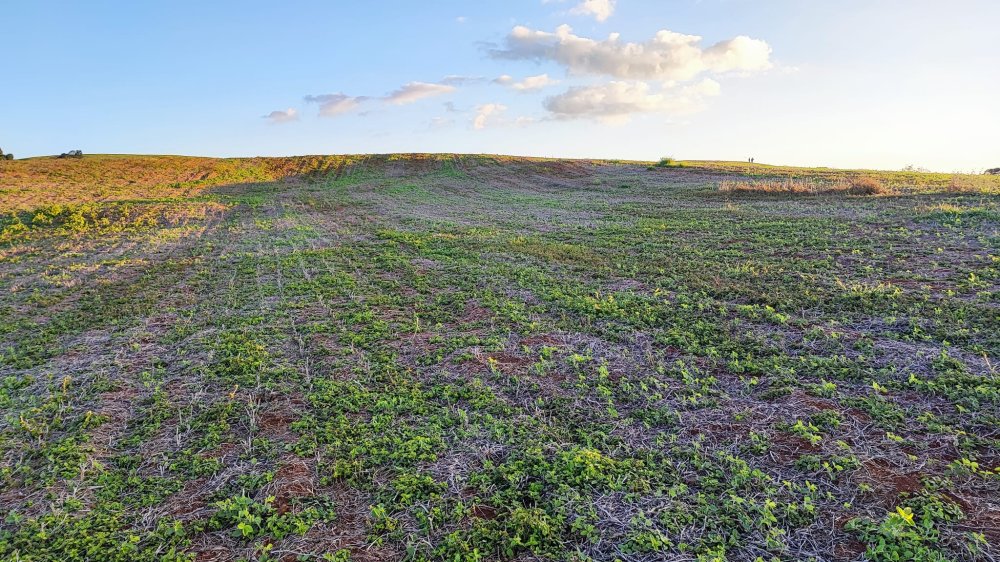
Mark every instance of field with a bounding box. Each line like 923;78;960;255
0;154;998;562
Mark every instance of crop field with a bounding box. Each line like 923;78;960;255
0;154;998;562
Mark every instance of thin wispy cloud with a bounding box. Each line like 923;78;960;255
440;75;485;86
384;82;456;105
494;73;560;92
471;104;537;130
304;93;367;117
262;108;299;124
473;103;507;130
544;0;616;22
303;78;462;117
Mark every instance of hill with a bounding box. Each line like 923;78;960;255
1;154;998;561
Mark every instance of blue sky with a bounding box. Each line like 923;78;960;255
3;0;998;171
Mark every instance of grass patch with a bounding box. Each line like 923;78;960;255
0;153;996;561
719;176;890;196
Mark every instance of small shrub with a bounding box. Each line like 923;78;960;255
845;176;887;195
210;493;335;540
947;176;968;193
846;492;967;562
807;380;838;398
985;167;1000;175
809;409;843;430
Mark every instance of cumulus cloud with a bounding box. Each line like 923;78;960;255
495;73;559;92
440;75;484;86
702;36;775;74
263;108;299;124
385;81;457;105
570;0;615;22
473;103;508;130
490;24;772;81
543;79;721;122
304;93;367;117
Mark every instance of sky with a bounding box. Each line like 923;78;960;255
2;0;998;171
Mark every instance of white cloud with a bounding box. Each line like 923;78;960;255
263;108;298;124
703;36;775;74
491;24;772;81
543;79;721;122
471;104;536;130
543;0;615;22
570;0;615;22
304;94;367;117
385;81;456;105
495;73;559;92
473;103;508;130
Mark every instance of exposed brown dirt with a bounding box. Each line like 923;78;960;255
272;456;315;515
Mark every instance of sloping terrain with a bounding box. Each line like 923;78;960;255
0;154;998;562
